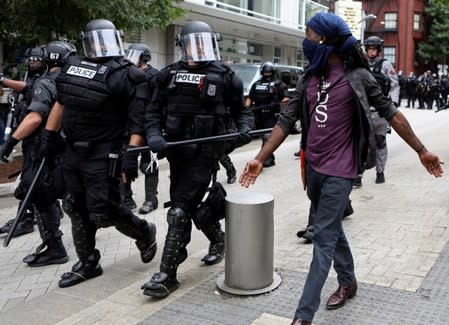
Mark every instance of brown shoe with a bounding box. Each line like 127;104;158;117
291;318;312;325
326;279;358;310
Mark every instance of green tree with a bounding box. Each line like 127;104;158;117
0;0;186;46
417;0;449;69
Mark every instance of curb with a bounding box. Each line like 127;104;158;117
0;183;13;198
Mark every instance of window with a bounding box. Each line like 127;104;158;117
413;13;421;31
384;13;397;30
296;50;304;67
274;46;281;64
383;47;396;65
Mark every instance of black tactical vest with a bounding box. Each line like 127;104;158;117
251;79;276;106
163;61;229;140
57;56;130;141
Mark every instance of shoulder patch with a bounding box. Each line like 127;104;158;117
34;87;43;95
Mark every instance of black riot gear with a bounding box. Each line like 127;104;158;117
142;19;254;297
42;41;77;68
81;19;124;58
48;19;157;289
127;43;152;66
176;21;221;62
364;36;383;52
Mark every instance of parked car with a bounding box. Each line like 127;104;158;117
229;62;303;133
229;63;304;97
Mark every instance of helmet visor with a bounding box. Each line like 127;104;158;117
82;29;124;58
126;49;143;66
180;32;220;62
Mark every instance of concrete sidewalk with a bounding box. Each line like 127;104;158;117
0;108;448;324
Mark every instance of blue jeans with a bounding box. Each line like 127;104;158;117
295;165;355;321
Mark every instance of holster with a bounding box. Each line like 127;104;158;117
192;181;227;229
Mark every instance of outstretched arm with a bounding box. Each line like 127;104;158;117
389;110;443;177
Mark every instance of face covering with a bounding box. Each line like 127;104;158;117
302;38;335;76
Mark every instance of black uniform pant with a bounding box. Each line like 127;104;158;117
17;141;63;243
160;145;222;277
63;146;149;261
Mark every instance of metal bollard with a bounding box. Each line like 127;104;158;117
216;191;281;295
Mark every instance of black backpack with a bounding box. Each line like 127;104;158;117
371;59;391;96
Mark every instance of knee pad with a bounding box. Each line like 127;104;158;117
62;194;84;220
375;134;386;149
167;207;189;227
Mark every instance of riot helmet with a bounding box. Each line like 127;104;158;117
260;61;276;79
42;41;77;68
81;19;124;58
176;21;220;62
364;36;383;52
126;43;151;66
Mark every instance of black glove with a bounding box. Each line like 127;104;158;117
38;129;58;161
147;133;167;154
122;146;139;182
0;136;19;163
234;128;252;148
393;102;399;108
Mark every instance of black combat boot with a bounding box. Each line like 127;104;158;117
138;200;158;214
141;271;179;298
375;172;385;184
24;236;69;267
201;222;225;265
135;221;157;263
141;207;190;298
263;156;276;167
59;249;103;288
0;209;35;237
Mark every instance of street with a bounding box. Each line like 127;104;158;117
0;107;448;324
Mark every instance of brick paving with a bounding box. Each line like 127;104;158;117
0;108;448;324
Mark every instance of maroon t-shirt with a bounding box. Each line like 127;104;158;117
305;62;358;179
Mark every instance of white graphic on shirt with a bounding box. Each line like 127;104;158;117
315;81;330;128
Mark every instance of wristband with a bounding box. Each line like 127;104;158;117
415;145;426;154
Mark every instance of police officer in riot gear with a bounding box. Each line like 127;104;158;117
0;46;47;237
121;43;160;214
141;21;254;298
41;19;157;288
355;36;399;186
245;61;289;167
0;41;77;266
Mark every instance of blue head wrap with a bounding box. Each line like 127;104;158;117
303;12;357;75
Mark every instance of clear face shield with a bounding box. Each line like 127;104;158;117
179;32;220;62
82;29;124;58
126;49;143;66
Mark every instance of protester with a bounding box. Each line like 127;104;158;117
239;12;443;325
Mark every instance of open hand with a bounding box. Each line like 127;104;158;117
419;150;444;177
239;159;263;188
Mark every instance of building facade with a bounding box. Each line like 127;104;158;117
126;0;329;70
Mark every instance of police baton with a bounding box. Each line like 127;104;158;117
127;128;273;153
4;157;46;247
